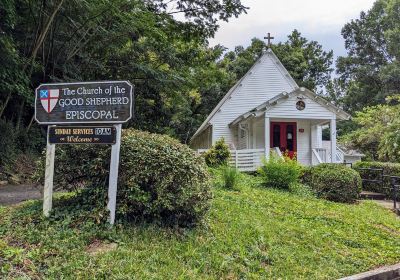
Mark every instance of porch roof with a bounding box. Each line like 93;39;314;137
229;87;351;127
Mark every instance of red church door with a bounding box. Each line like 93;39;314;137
270;122;297;158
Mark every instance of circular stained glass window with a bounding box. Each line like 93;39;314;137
296;100;306;111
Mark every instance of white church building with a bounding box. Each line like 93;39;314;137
190;48;362;171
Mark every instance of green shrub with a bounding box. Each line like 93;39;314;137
34;144;104;191
258;154;302;189
0;121;45;167
219;166;241;190
0;120;45;183
353;161;400;196
14;125;45;154
302;164;361;203
0;120;17;166
204;138;230;167
35;129;212;226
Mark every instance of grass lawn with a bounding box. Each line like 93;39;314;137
1;174;400;279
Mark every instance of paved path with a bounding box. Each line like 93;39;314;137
0;184;42;206
372;199;397;209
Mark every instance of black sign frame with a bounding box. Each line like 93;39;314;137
34;81;134;125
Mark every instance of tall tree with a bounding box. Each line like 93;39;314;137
0;0;30;121
341;96;400;162
0;0;247;142
336;0;400;113
219;30;334;93
273;30;333;92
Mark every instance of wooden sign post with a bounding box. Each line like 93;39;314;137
107;124;122;225
35;81;134;225
43;128;55;217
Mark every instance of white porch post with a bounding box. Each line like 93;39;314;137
252;120;256;149
330;118;337;163
264;113;270;161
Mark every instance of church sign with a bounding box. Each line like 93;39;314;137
35;80;134;225
35;81;133;124
48;126;116;144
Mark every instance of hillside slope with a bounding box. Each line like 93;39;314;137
1;177;400;279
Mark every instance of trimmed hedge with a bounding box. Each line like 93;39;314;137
353;161;400;196
302;164;362;203
35;129;211;226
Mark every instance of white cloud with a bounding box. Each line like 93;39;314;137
210;0;376;56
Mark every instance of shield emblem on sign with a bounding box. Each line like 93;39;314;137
40;89;59;113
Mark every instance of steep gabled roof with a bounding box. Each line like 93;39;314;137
229;87;351;126
190;48;298;142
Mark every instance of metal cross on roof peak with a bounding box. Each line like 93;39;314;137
264;33;274;47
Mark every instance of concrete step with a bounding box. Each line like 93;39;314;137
360;191;386;200
339;262;400;280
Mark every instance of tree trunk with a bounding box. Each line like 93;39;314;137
27;113;35;132
24;0;65;73
0;92;11;119
16;100;26;130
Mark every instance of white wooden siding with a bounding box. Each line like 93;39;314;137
310;125;323;165
210;53;297;146
296;120;311;165
311;125;322;149
254;117;265;149
190;126;212;149
267;94;335;119
238;124;249;149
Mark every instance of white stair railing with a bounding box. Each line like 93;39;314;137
271;147;283;158
311;146;344;164
314;148;328;163
312;148;323;164
335;147;345;163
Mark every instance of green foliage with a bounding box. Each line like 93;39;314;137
204;138;230;167
34;144;105;191
336;0;400;112
258;154;302;190
303;164;362;203
0;120;16;166
341;97;400;162
35;129;211;226
0;0;247;145
0;120;44;168
272;30;333;92
218;166;241;191
2;178;400;278
289;183;316;198
0;239;26;275
353;161;400;196
0;0;336;151
221;31;334;93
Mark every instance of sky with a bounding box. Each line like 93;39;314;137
209;0;376;58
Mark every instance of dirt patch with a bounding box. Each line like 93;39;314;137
86;239;118;256
0;184;42;206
